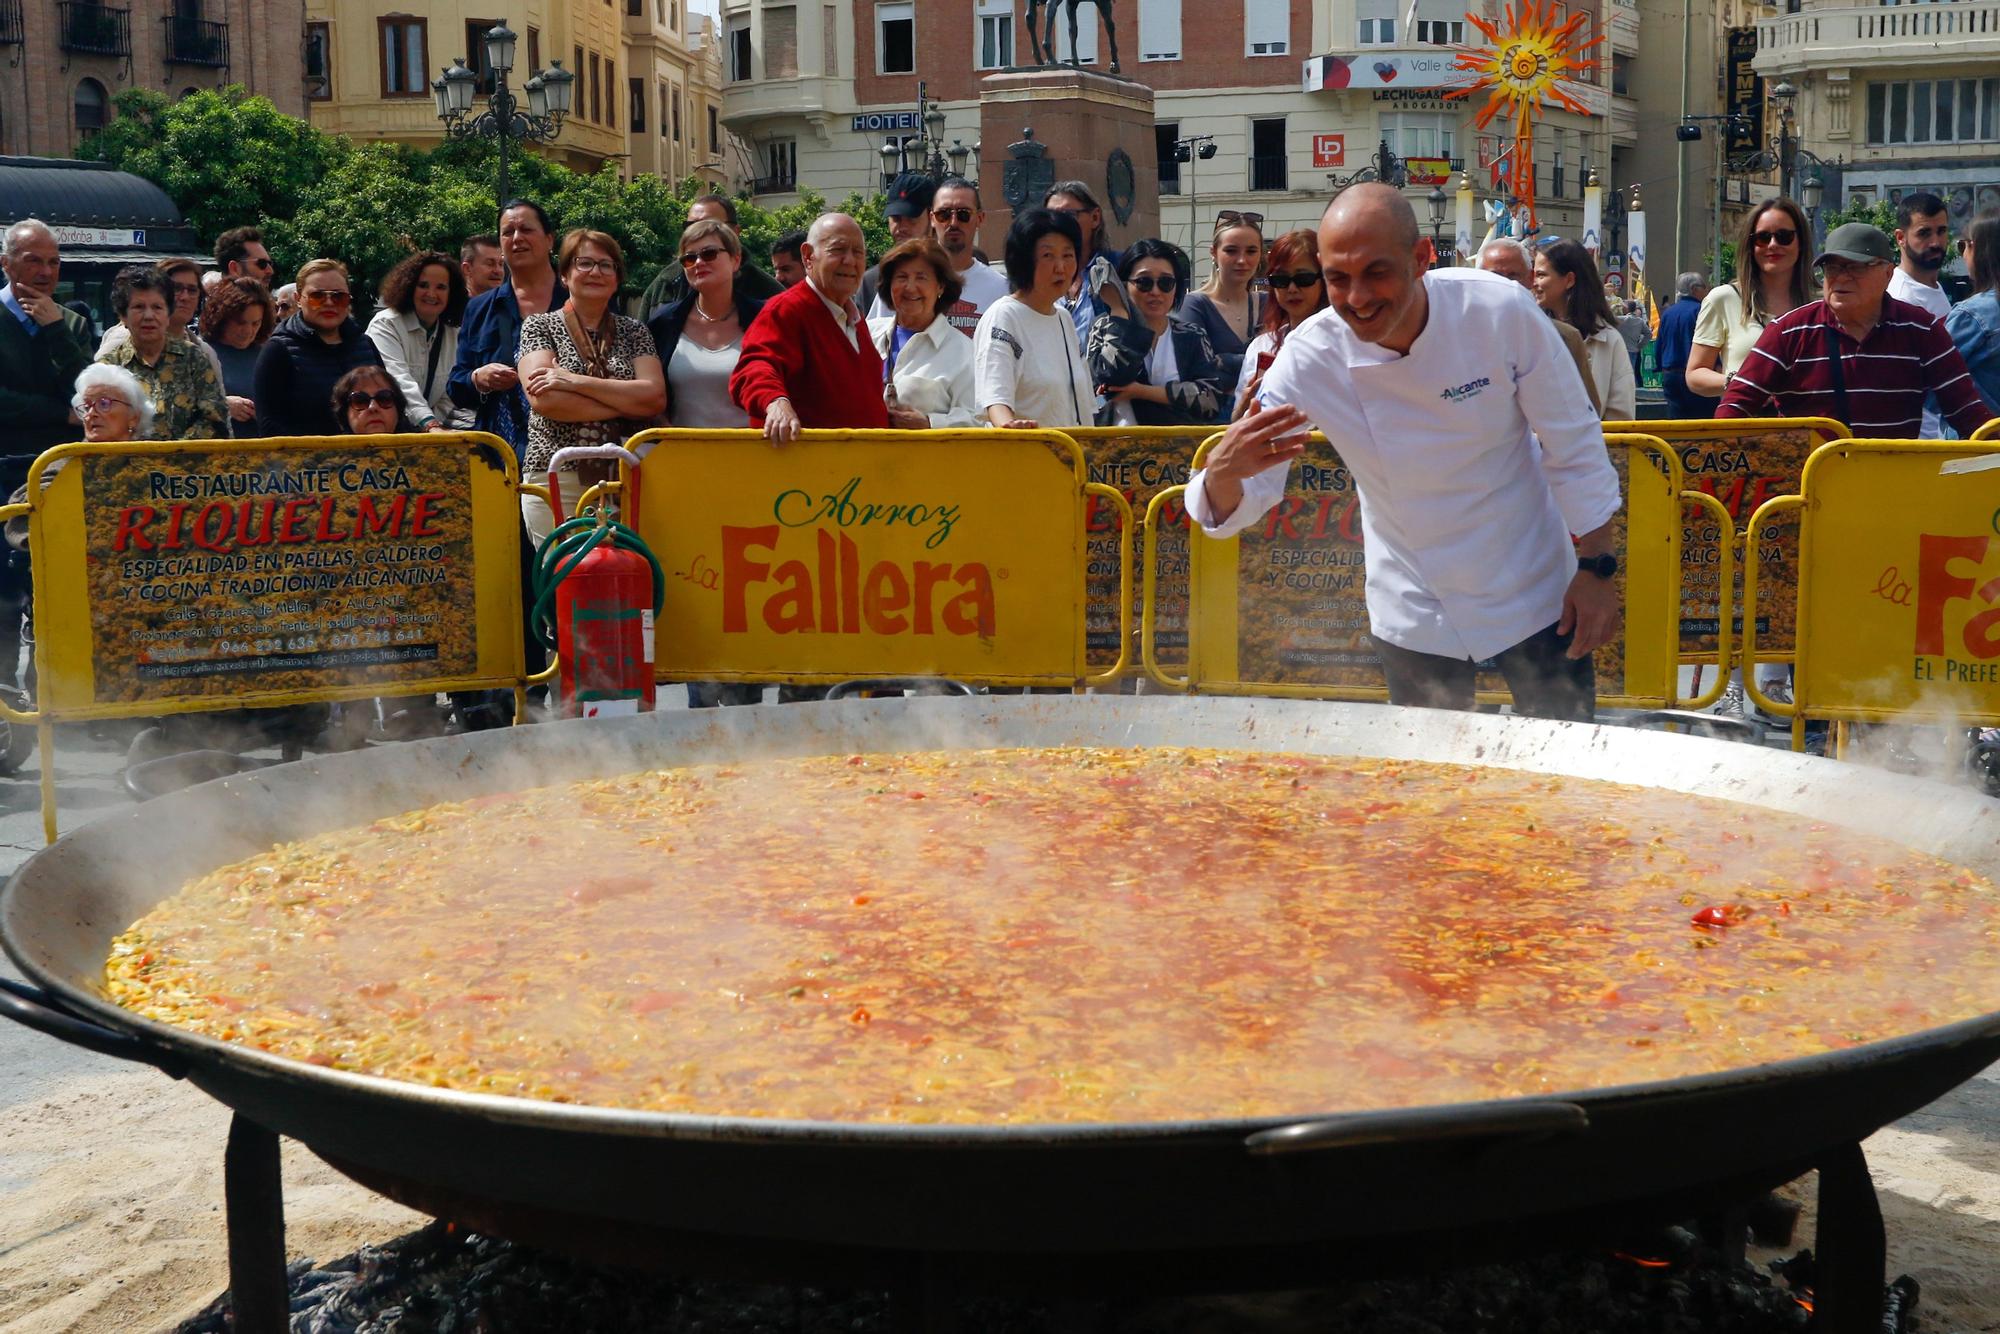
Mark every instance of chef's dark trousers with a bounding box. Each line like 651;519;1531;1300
1371;622;1595;722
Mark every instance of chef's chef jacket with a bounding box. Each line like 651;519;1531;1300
1184;268;1621;662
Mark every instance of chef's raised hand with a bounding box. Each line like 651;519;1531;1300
1198;401;1310;524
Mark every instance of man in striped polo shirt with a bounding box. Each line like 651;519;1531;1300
1716;221;1991;438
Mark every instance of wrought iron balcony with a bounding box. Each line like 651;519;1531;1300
58;2;131;59
166;14;229;67
0;0;24;47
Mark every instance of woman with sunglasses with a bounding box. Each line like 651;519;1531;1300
647;218;764;431
1180;212;1267;416
1086;238;1225;427
253;258;384;437
1233;228;1327;421
1947;213;2000;410
1686;198;1815;403
330;364;416;435
518;229;665;542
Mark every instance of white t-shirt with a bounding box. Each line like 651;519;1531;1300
971;294;1095;429
1888;267;1953;438
868;260;1011;337
1185;269;1622;660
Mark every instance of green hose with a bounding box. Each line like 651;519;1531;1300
530;515;667;653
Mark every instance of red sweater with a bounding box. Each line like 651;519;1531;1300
729;280;890;429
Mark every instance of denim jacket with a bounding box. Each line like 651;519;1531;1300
1947;289;2000;411
447;276;569;458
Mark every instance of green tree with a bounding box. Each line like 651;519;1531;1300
1823;196;1897;236
82;87;344;241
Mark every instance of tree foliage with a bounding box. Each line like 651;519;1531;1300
81;85;892;306
1822;197;1898;237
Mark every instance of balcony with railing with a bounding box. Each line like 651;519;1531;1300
1756;1;2000;74
0;0;23;46
165;14;229;66
1249;155;1288;192
58;1;131;58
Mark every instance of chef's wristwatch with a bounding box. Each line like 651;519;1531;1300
1578;553;1618;579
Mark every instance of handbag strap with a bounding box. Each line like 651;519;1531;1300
421;323;446;404
1820;320;1851;428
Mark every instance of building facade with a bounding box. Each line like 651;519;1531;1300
303;0;628;175
0;0;307;158
622;0;729;186
719;0;1615;264
1756;0;2000;231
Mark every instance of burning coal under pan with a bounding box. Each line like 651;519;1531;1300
6;696;2000;1334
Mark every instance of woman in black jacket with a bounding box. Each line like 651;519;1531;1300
645;219;766;429
253;258;383;436
1086;238;1226;427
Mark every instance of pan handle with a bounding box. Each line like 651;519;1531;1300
1244;1100;1589;1156
0;978;187;1078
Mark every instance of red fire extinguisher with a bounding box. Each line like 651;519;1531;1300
532;446;664;718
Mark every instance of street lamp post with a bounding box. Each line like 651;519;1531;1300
878;81;972;187
1426;185;1447;267
1328;139;1409;192
1173;133;1219;253
433;23;573;207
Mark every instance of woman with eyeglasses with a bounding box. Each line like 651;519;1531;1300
1085;238;1225;427
1232;228;1327;421
253;258;384;437
517;229;665;542
1686;198;1816;402
647;219;763;431
72;363;155;444
1180;213;1267;413
1947;213;2000;410
366;250;468;432
1531;239;1636;419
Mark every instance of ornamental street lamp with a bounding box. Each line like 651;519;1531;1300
880;80;969;187
433;22;573;209
1328;139;1408;192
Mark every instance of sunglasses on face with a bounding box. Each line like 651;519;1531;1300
1752;228;1798;247
678;246;727;268
303;289;351;306
78;395;129;415
249;257;274;272
932;207;976;224
344;389;401;412
1266;270;1322;290
1128;274;1178;294
1216;211;1265;232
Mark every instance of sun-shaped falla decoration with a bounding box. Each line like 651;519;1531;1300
1445;0;1602;234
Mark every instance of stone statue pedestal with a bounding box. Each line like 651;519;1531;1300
977;67;1158;260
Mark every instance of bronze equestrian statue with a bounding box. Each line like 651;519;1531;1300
1026;0;1121;74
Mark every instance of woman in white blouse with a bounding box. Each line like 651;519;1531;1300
869;238;977;429
365;250;465;431
1532;238;1636;420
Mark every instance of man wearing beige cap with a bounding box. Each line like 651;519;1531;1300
1718;221;1991;437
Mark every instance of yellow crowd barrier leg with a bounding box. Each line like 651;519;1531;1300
1742;495;1805;738
1142;487;1192;692
37;716;55;844
1080;483;1134;687
1679;490;1736;711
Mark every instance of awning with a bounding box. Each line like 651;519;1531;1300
0;155;202;256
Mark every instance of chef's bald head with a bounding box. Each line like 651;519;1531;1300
1316;183;1432;352
1322;184;1420;253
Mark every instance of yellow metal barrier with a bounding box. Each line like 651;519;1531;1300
13;432;527;842
622;428;1132;690
1144;432;1689;709
1745;438;2000;750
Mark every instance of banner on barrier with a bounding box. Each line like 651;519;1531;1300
627;429;1117;686
1176;435;1681;707
1607;418;1842;658
1791;441;2000;722
1072;428;1203;672
33;434;525;715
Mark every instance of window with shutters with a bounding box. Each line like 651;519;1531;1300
1357;17;1395;42
305;22;331;100
1245;0;1287;55
1139;0;1181;60
631;77;645;132
673;86;683;141
1415;19;1464;43
709;105;720;153
589;52;601;123
660;80;671;137
605;58;616;123
768;139;797;189
728;16;751;80
1156;120;1181;194
1250;117;1287;189
465;20;500;94
765;6;798;78
824;5;838;74
526;26;539;73
976;0;1013;69
877;2;914;73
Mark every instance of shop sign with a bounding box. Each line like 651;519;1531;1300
50;226;147;247
1303;51;1462;92
1313;133;1346;168
1726;29;1761;156
852;111;919;133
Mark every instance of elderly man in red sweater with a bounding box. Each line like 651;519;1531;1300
730;213;891;441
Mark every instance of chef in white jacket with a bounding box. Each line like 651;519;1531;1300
1187;184;1623;721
